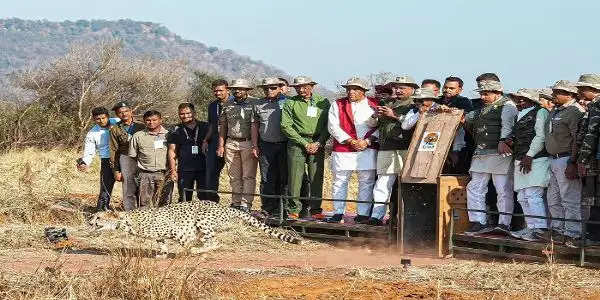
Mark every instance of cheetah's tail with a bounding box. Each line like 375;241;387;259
231;208;303;245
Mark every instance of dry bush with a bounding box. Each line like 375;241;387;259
7;39;187;149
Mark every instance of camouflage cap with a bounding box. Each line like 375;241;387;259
257;77;284;87
474;80;503;92
386;75;419;89
289;76;317;87
509;88;541;105
412;87;438;100
537;88;553;100
575;74;600;91
229;78;253;89
550;80;577;94
341;76;370;91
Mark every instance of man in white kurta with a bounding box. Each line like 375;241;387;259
464;80;518;235
505;89;550;241
327;77;378;223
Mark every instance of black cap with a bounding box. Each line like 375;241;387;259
112;101;130;111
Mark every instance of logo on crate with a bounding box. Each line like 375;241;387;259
418;131;440;152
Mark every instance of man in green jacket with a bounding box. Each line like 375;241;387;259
281;76;330;220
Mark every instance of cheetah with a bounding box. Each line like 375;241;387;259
88;200;302;257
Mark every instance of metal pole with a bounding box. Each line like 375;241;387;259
580;219;587;267
398;179;404;255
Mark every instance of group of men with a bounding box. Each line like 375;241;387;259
79;71;600;247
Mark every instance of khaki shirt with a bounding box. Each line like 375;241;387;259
219;97;256;139
545;100;585;156
128;127;169;172
109;120;146;172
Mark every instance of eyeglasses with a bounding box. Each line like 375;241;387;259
263;86;279;91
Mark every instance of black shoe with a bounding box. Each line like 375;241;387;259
326;214;344;223
565;236;582;249
354;215;370;223
464;222;486;236
299;208;311;219
366;217;383;226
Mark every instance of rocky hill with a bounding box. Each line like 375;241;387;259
0;18;286;79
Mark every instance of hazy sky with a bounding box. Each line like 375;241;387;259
3;0;599;93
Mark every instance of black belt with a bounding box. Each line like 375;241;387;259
260;140;287;144
228;137;251;142
549;152;570;159
138;169;166;174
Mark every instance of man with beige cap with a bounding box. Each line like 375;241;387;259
504;89;550;241
541;80;585;246
251;77;288;217
576;74;600;239
281;76;330;220
368;75;419;226
326;77;379;223
217;78;257;212
463;80;517;236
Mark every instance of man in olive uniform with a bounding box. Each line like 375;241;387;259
463;80;518;236
251;77;289;217
217;79;257;212
281;76;330;220
542;80;585;246
109;101;146;211
369;75;419;226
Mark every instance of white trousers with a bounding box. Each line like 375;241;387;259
331;170;376;216
516;186;547;229
371;174;397;220
547;157;582;237
467;172;514;226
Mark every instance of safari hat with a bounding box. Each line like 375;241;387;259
289;76;317;87
229;78;253;89
257;77;284;88
550;80;578;94
575;74;600;91
509;88;542;105
474;80;503;92
386;75;419;89
412;87;438;100
341;76;370;91
537;88;553;100
112;101;130;111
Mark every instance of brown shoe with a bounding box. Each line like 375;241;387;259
311;213;326;220
287;213;300;220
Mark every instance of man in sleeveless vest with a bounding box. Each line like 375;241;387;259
368;75;419;226
504;89;550;241
464;80;518;235
541;80;585;247
326;77;379;223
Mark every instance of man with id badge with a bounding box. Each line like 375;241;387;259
168;103;209;202
281;76;330;220
109;101;145;211
217;79;258;212
129;110;172;208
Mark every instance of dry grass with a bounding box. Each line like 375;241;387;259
2;148;600;299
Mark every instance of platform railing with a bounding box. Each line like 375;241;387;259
449;207;600;267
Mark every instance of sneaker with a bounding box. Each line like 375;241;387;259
366;217;384;226
287;213;300;220
326;214;344;223
464;222;485;236
492;224;511;235
509;228;529;239
565;236;582;249
520;229;541;242
354;215;370;224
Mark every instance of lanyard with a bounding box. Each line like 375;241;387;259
183;125;199;145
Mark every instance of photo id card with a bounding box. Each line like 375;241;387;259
307;106;318;117
154;140;165;149
191;145;199;154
